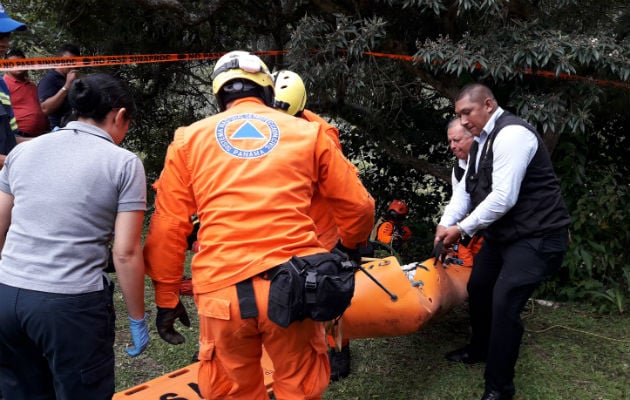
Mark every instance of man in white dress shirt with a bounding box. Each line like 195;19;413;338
435;83;570;400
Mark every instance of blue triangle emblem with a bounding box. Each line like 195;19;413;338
231;121;265;139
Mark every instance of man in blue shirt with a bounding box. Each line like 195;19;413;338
38;43;80;130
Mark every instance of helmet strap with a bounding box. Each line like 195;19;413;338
217;83;271;111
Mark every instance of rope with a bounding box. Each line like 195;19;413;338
523;299;630;344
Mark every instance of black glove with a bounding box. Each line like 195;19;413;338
334;241;362;265
186;216;200;250
156;301;191;345
430;240;445;266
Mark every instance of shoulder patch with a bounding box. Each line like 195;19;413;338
215;113;280;159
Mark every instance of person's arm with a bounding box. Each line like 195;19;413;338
438;171;472;225
143;132;195;345
39;70;78;116
144;131;196;308
316;131;375;249
402;225;412;241
0;190;13;253
40;85;68;117
439;126;538;245
112;210;146;320
459;126;538;234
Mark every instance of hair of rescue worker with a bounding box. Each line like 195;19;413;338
68;73;136;123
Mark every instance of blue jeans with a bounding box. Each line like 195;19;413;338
0;279;116;400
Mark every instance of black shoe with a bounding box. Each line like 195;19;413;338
329;344;351;381
480;389;513;400
445;345;485;364
191;350;199;363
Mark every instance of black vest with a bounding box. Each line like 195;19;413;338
465;112;570;243
453;163;465;183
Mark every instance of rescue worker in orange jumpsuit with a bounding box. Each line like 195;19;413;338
445;119;483;267
273;69;356;381
375;200;412;250
144;51;375;399
273;70;344;252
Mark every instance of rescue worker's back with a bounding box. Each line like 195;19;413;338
145;96;374;303
144;51;374;399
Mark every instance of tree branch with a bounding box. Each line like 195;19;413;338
132;0;222;25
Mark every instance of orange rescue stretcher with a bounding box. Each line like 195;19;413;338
338;256;471;340
114;256;471;399
113;348;275;399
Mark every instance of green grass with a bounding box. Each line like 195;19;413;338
113;274;200;392
114;275;630;400
323;303;630;400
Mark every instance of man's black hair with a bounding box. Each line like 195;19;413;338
58;43;80;56
5;48;25;58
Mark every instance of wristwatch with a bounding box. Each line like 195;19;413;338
456;222;472;246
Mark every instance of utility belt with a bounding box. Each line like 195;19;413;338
235;251;356;328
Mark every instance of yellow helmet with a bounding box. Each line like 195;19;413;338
273;70;307;116
211;50;274;110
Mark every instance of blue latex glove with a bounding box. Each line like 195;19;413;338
126;314;149;357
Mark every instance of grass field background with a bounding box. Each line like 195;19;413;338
113;271;630;400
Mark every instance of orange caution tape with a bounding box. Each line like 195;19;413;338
363;51;416;62
0;50;627;89
524;68;630;89
0;51;288;72
364;51;630;89
0;53;221;71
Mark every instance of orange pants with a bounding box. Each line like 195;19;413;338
195;276;330;400
455;235;484;267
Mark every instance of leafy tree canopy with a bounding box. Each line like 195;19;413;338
5;0;630;310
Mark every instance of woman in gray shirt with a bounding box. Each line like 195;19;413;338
0;73;149;399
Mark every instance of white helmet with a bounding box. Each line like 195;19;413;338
211;50;274;110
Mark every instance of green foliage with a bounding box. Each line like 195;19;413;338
587;283;627;314
6;0;630;310
542;117;630;313
415;20;629;139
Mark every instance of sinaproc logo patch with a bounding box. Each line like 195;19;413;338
215;113;280;159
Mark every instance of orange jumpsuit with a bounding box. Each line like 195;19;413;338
450;235;484;267
144;97;374;399
301;110;353;350
301;109;345;250
376;220;412;249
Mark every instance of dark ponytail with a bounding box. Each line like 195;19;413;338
68;73;136;123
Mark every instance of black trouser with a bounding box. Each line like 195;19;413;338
467;229;568;394
0;280;116;400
